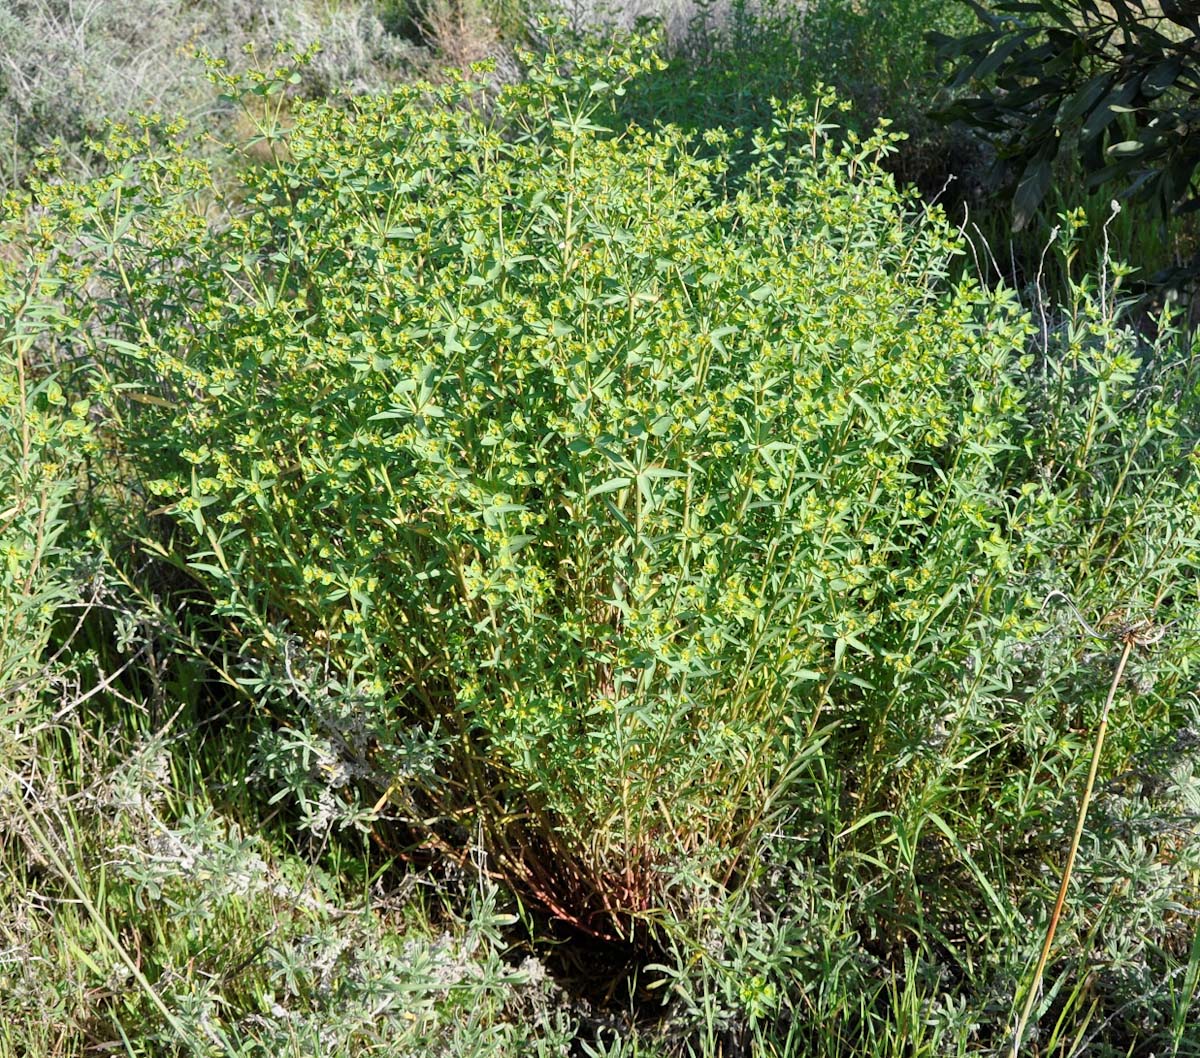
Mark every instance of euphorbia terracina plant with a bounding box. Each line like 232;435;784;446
14;33;1200;1046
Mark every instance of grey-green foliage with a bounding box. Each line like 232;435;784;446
0;0;420;187
0;720;575;1057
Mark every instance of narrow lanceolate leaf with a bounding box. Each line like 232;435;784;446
586;476;631;498
1012;154;1054;230
1055;73;1115;126
1144;56;1184;96
970;27;1039;81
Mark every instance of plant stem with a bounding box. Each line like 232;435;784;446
1011;635;1135;1058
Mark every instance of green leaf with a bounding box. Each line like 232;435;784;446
636;467;686;481
1012;154;1054;231
971;27;1038;81
587;476;631;498
1081;80;1140;141
1144;56;1184;96
1056;73;1115;125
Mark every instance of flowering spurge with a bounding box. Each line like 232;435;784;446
11;29;1200;1052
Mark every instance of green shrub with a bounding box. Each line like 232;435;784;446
927;0;1200;300
15;34;1200;1051
0;260;561;1054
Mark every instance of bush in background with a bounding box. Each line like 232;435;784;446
610;0;981;203
0;0;984;197
931;0;1200;238
0;0;423;188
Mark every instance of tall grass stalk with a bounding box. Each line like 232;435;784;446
1012;605;1169;1057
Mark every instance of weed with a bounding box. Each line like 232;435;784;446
3;19;1200;1057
